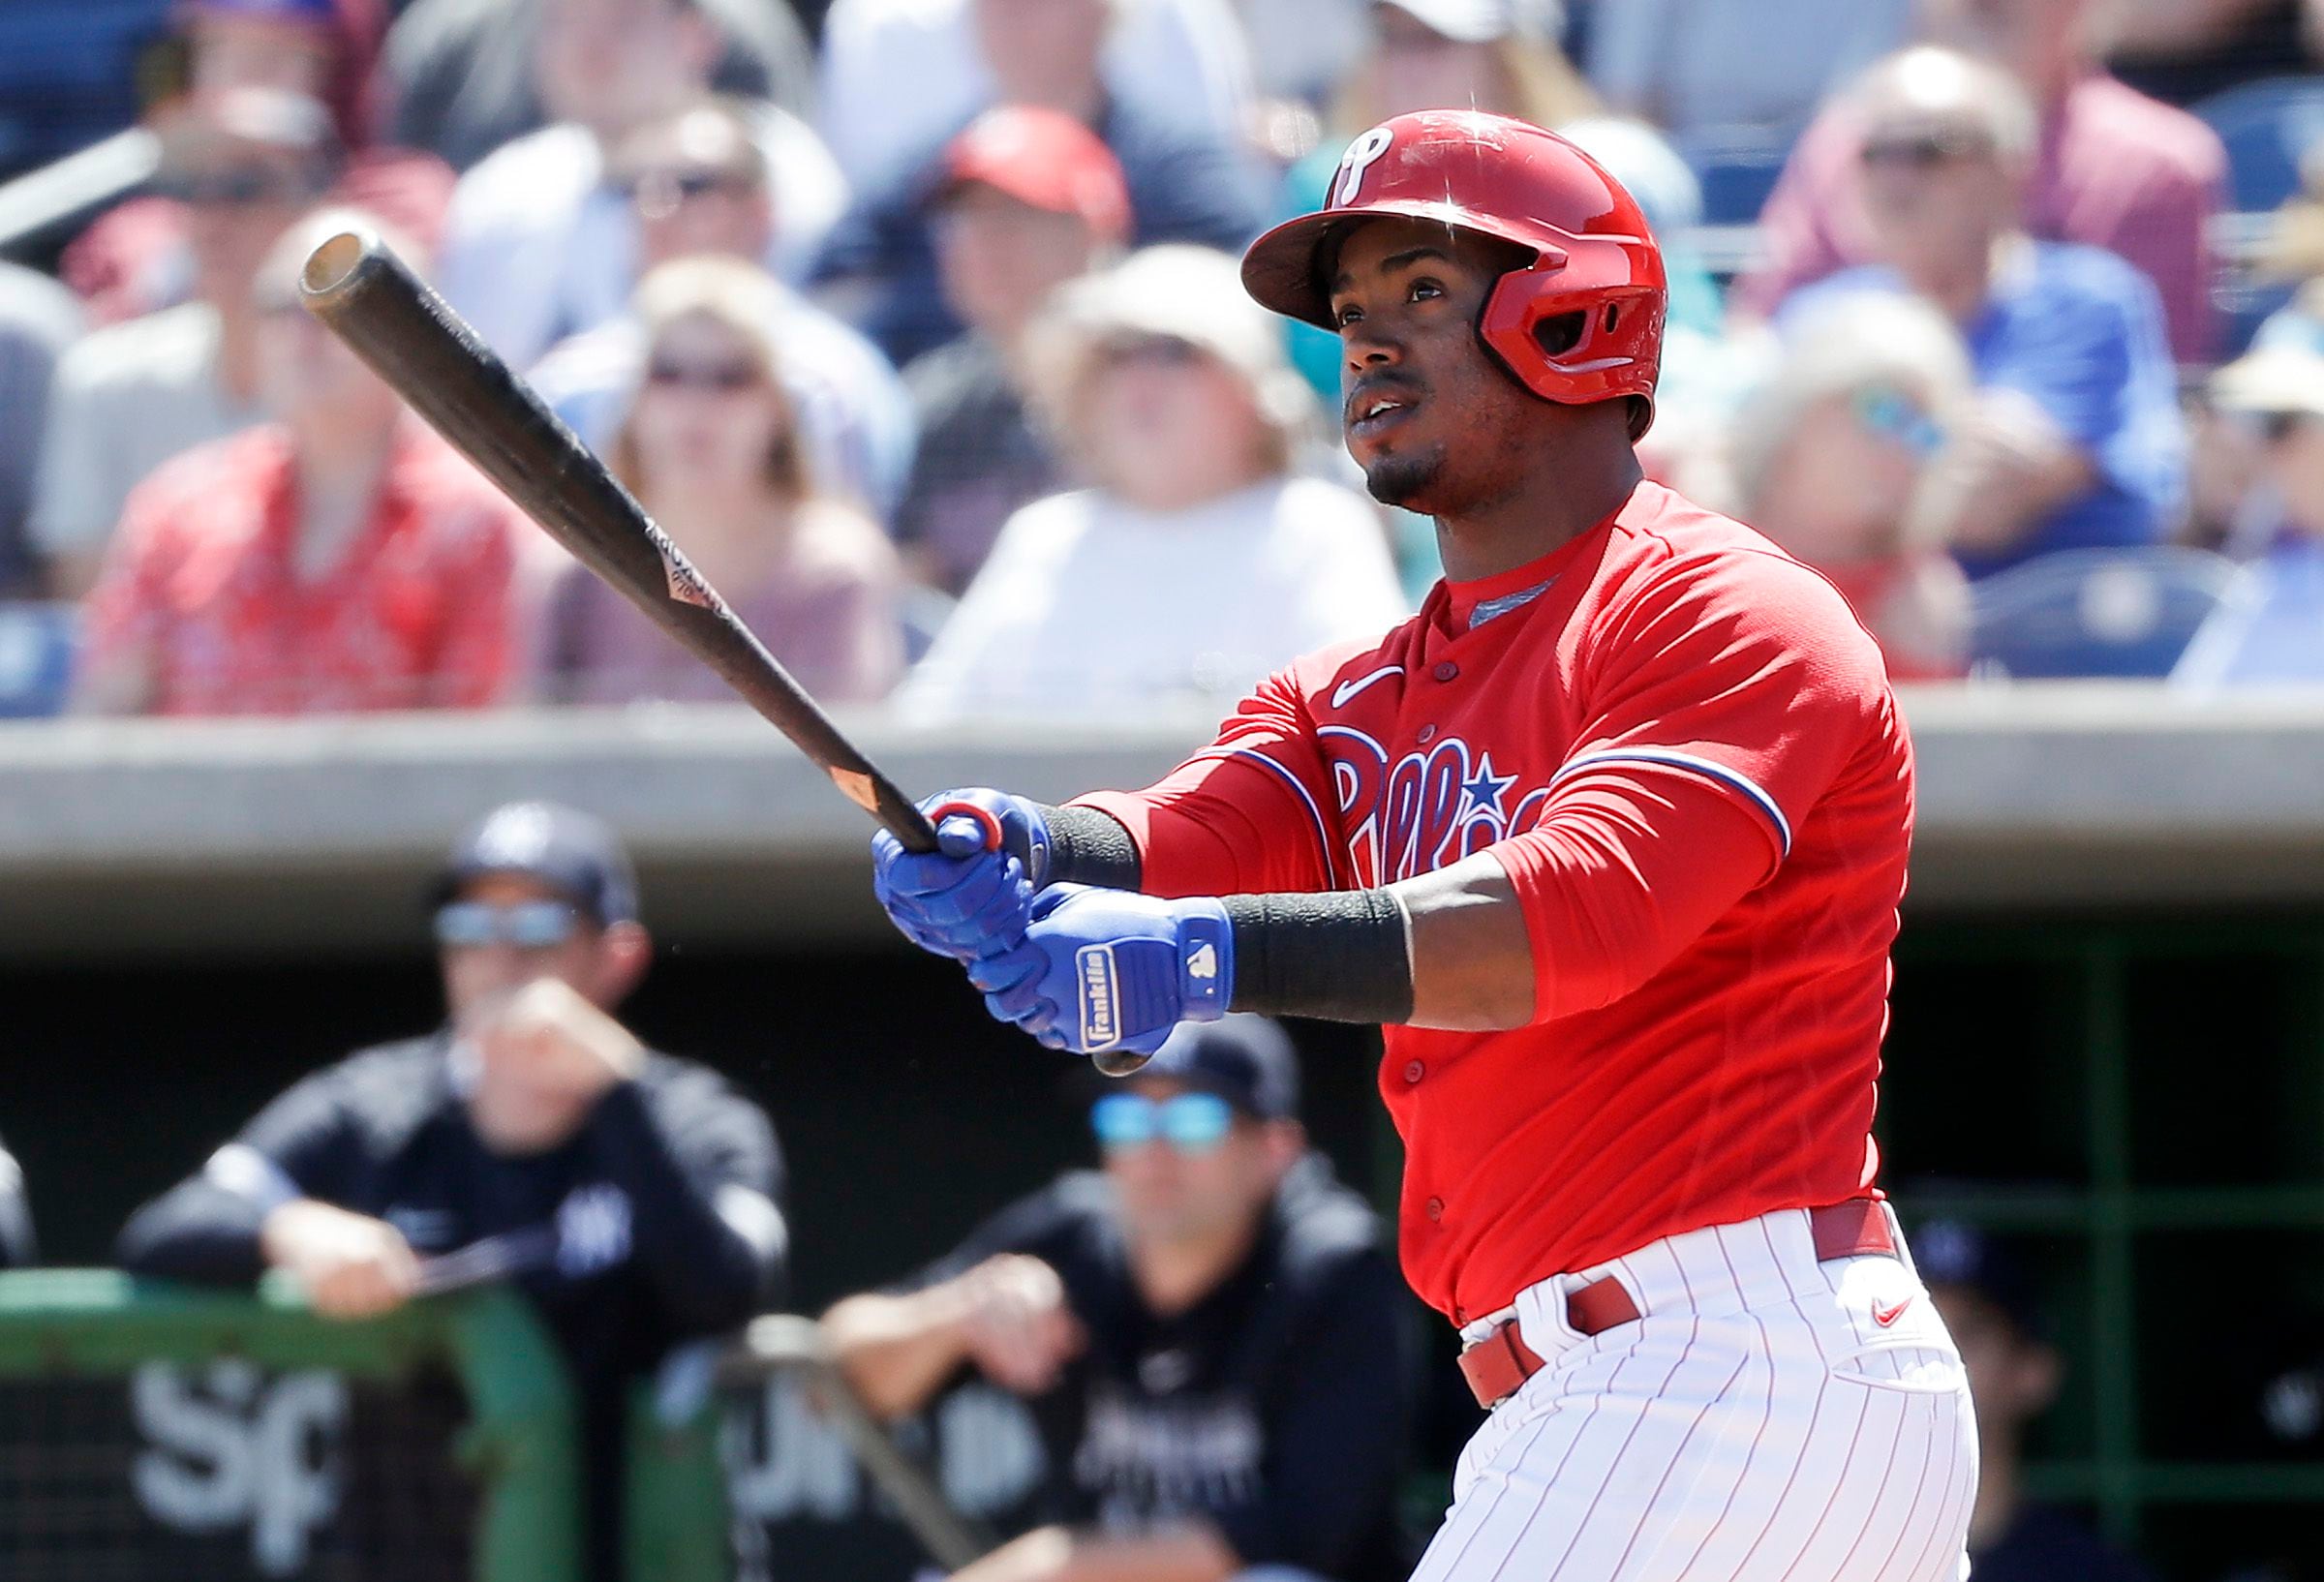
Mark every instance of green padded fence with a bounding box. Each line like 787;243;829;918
0;1269;583;1582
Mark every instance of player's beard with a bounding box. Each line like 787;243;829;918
1361;446;1445;509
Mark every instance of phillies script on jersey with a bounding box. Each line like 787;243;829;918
1075;482;1915;1322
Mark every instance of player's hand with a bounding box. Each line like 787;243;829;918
260;1200;422;1321
949;1254;1083;1395
465;978;646;1154
963;886;1233;1057
871;790;1052;960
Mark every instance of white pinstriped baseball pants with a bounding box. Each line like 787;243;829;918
1412;1205;1977;1582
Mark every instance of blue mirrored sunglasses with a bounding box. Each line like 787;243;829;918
1853;385;1945;458
433;899;584;950
1090;1092;1237;1154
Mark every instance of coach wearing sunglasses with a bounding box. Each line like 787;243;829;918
823;1016;1412;1582
118;799;785;1582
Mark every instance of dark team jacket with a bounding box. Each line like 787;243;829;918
114;1034;785;1582
918;1155;1415;1582
117;1032;786;1379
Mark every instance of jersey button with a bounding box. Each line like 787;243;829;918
1433;661;1459;682
1416;723;1437;744
1403;1059;1424;1084
1424;1196;1445;1222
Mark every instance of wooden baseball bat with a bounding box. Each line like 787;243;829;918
297;228;1152;1077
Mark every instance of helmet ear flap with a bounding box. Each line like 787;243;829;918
1535;311;1587;357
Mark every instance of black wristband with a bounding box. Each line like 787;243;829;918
1222;890;1416;1025
1041;805;1144;890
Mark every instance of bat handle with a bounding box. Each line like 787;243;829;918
924;800;1006;852
925;800;1150;1080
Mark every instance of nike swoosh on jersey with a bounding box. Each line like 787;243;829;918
1872;1296;1913;1327
1330;665;1404;709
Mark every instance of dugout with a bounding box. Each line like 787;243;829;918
5;685;2324;1580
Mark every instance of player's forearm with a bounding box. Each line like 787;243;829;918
115;1179;271;1283
819;1286;982;1419
1214;859;1531;1030
1039;805;1142;890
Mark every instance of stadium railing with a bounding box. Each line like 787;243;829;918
0;1268;582;1581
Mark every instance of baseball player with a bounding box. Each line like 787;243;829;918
823;1016;1412;1582
119;801;787;1582
873;111;1975;1580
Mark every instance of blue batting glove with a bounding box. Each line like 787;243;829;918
871;789;1053;960
963;885;1234;1056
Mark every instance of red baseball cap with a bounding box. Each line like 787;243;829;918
939;106;1132;244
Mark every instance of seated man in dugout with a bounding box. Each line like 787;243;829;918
118;800;786;1582
821;1015;1415;1582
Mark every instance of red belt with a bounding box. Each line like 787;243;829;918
1456;1199;1896;1410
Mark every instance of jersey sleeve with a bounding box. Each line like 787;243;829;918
1558;549;1891;874
1490;551;1896;1020
114;1068;365;1283
1069;666;1345;898
0;1133;34;1270
583;1066;788;1330
904;1176;1096;1293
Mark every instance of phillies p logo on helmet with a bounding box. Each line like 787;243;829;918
1333;126;1396;207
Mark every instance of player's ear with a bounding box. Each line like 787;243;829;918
1261;1118;1307;1175
592;922;653;1008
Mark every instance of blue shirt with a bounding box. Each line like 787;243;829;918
2172;536;2321;686
1783;243;2186;578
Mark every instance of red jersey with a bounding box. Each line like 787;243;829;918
81;425;520;717
1074;482;1912;1323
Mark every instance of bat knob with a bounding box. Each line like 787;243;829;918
1091;1049;1152;1079
926;799;1007;853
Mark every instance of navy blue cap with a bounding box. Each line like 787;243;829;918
1132;1015;1301;1119
1912;1218;2046;1339
435;802;640;926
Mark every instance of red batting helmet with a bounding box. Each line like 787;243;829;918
1241;109;1667;437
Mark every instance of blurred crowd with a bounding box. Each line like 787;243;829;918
7;0;2324;718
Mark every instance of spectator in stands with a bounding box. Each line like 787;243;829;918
118;799;786;1582
61;0;454;328
812;0;1271;366
72;212;522;717
30;89;338;598
817;0;1255;207
0;264;80;600
1725;293;1975;679
1738;0;2228;364
1237;0;1371;110
538;258;904;706
1327;0;1601;134
2247;154;2324;357
892;107;1128;596
1915;1219;2156;1582
1581;0;1911;149
432;0;844;373
1778;48;2186;579
823;1016;1411;1582
899;247;1405;720
0;1131;33;1269
381;0;813;173
527;100;914;519
2175;348;2324;685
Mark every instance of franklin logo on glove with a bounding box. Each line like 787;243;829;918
1079;947;1120;1048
